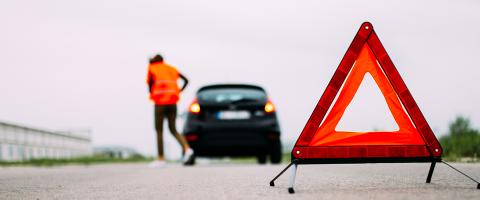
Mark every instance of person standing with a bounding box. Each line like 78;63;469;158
146;54;194;167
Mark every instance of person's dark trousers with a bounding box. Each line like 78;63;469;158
154;104;188;158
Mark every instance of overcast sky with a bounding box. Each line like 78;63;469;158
1;0;479;158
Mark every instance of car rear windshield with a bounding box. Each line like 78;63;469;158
198;88;267;103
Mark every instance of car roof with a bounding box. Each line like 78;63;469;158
197;84;266;93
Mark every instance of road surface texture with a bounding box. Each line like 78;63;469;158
1;162;479;199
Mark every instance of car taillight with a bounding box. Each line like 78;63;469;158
189;99;201;114
264;100;275;113
185;134;199;142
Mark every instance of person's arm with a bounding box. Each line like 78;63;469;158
147;71;154;93
179;73;189;92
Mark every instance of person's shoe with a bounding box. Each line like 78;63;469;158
148;160;166;168
182;148;195;166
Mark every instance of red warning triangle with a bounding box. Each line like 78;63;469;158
293;22;442;160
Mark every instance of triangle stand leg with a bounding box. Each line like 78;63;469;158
441;160;480;189
287;163;298;194
269;159;299;187
426;161;436;183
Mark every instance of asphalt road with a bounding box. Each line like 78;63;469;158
0;161;479;199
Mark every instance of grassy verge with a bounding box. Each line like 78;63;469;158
5;153;475;167
441;155;479;163
0;155;151;167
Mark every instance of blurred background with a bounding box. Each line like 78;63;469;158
1;0;479;161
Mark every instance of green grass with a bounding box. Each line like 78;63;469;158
0;155;151;167
441;155;479;163
5;153;474;167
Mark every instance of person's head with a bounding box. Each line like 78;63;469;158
149;54;164;64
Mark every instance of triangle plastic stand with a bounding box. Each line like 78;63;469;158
269;22;443;194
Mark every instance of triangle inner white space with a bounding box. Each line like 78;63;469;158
335;73;400;132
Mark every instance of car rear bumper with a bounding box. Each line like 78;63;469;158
183;119;280;157
187;131;279;156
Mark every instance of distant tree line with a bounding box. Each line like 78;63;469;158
439;116;480;161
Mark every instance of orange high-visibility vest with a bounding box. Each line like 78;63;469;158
146;62;181;105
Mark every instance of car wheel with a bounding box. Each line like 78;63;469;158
257;153;267;164
269;140;282;164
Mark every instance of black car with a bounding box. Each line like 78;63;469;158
182;84;282;164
